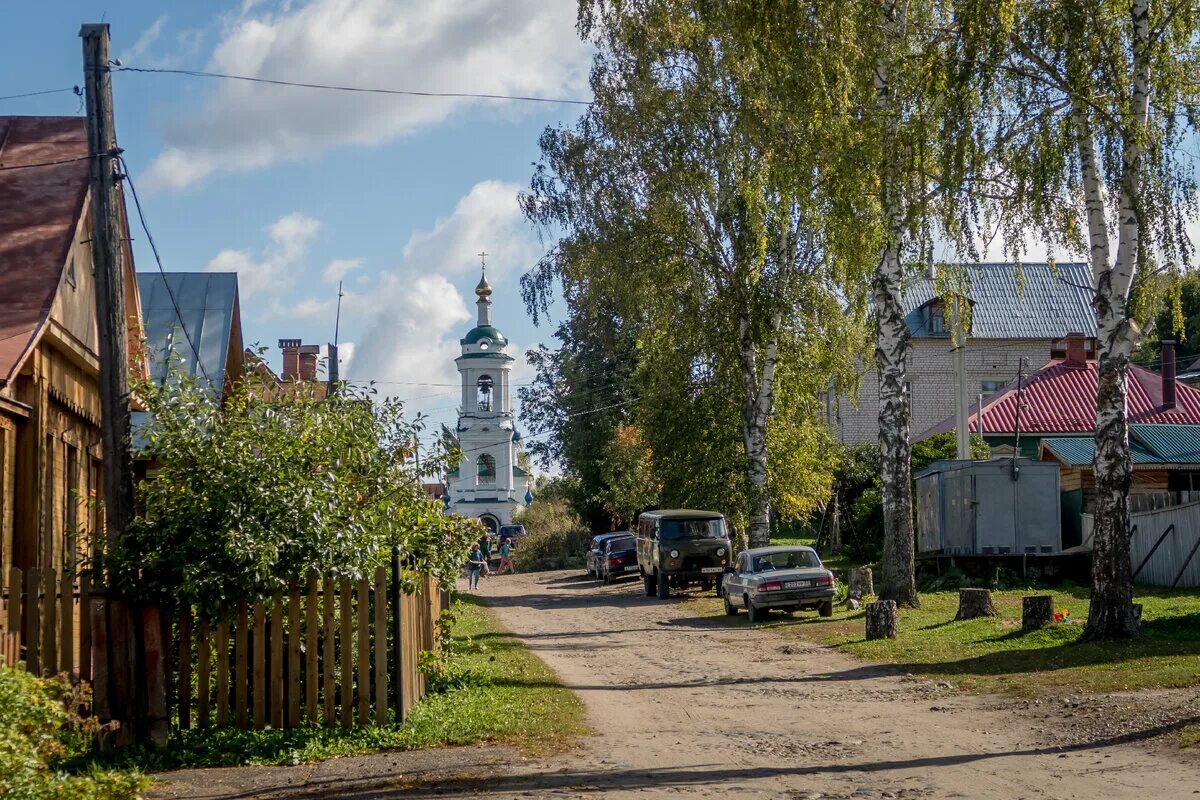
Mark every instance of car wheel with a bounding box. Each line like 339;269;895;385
642;572;654;597
819;600;834;618
723;595;738;616
656;571;670;600
746;597;765;623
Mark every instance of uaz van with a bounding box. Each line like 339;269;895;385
636;510;731;599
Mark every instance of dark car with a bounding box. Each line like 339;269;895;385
498;524;526;545
598;534;638;584
636;510;731;599
586;532;628;578
721;545;836;622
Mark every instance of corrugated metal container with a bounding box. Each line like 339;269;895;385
915;459;1062;555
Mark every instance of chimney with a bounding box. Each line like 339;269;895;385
279;339;321;381
1065;332;1087;368
1162;339;1177;411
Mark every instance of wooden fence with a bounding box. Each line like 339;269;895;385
0;566;446;731
1082;503;1200;588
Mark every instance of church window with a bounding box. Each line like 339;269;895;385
477;374;494;412
477;453;496;484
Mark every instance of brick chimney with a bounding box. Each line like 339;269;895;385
1162;339;1177;411
1065;332;1087;369
279;339;321;381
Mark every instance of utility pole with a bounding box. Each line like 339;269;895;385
81;23;164;746
1011;357;1028;480
951;302;970;460
328;280;344;395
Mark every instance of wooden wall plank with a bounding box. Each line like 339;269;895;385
253;601;266;729
79;575;91;682
41;568;57;676
322;578;334;725
287;591;300;728
356;579;369;725
270;595;283;729
339;581;352;727
178;612;192;730
305;576;318;724
25;568;40;675
235;602;248;728
197;620;211;728
373;566;386;725
58;569;73;675
6;567;21;637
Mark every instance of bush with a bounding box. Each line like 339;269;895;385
0;667;144;800
513;499;593;571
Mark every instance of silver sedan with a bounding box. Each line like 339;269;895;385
721;546;836;622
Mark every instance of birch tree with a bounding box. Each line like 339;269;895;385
972;0;1199;638
523;0;875;547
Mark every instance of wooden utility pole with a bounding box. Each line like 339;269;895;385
81;23;165;746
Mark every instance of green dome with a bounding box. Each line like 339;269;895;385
461;325;507;346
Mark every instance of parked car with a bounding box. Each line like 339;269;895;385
599;534;638;584
636;510;731;599
586;533;629;577
722;545;835;622
498;524;526;546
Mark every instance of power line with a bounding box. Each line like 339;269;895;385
0;153;96;172
118;155;214;388
0;87;77;102
112;66;595;107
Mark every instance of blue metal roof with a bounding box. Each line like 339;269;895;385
1041;423;1200;466
902;263;1097;339
139;272;241;396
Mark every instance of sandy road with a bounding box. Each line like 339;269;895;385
461;569;1197;800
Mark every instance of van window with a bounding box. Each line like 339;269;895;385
659;518;726;541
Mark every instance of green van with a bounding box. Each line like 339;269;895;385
636;510;732;599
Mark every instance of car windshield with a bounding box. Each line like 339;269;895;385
659;518;726;540
751;550;820;572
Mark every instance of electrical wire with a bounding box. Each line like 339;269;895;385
118;155;215;388
112;66;594;106
0;153;96;172
0;87;77;102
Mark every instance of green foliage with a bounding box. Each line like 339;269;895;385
118;360;480;613
598;424;660;528
512;499;593;571
0;667;144;800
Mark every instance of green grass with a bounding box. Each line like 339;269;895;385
691;585;1200;697
91;599;585;772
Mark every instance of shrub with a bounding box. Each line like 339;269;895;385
513;499;593;571
0;666;144;800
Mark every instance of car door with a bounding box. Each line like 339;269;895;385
725;553;745;598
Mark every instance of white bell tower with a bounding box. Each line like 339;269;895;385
446;259;529;532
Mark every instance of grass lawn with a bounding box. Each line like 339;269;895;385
95;599;585;771
690;585;1200;697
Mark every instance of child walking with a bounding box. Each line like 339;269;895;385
466;545;485;590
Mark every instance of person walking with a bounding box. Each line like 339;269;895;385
466;545;485;590
497;539;515;574
479;535;492;577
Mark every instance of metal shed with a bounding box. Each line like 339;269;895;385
915;459;1062;555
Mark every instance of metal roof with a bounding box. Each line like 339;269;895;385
902;262;1097;339
1128;424;1200;463
0;117;91;384
139;272;241;396
1040;436;1164;466
919;358;1200;439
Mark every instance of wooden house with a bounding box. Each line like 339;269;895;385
0;116;144;580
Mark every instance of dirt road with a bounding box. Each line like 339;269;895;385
464;570;1197;799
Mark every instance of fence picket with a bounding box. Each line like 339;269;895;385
58;569;72;675
6;567;21;641
253;601;266;729
356;579;369;724
79;575;91;683
25;569;39;675
339;581;352;727
305;576;318;724
236;602;248;728
322;578;334;725
287;591;300;728
178;613;192;730
40;568;57;676
270;595;283;729
373;567;386;725
197;620;211;728
218;607;231;726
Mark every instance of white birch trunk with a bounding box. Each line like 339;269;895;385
739;314;778;549
873;2;919;607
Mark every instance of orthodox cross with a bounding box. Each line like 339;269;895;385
478;250;488;269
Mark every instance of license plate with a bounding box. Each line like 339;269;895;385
784;580;811;589
624;565;638;571
701;567;724;574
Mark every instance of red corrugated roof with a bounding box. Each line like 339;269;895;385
919;358;1200;438
0;117;91;384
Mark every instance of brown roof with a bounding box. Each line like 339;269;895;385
0;117;91;384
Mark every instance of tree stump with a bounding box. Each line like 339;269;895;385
848;567;874;601
865;600;898;640
1022;595;1053;631
955;588;997;620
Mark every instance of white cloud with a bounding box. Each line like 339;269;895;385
323;257;363;283
144;0;591;190
117;15;168;65
205;211;321;296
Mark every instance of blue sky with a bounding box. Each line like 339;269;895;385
1;1;591;444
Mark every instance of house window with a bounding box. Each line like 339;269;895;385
924;301;946;335
65;445;78;572
477;454;496;484
476;375;494;412
981;380;1004;395
65;257;77;289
